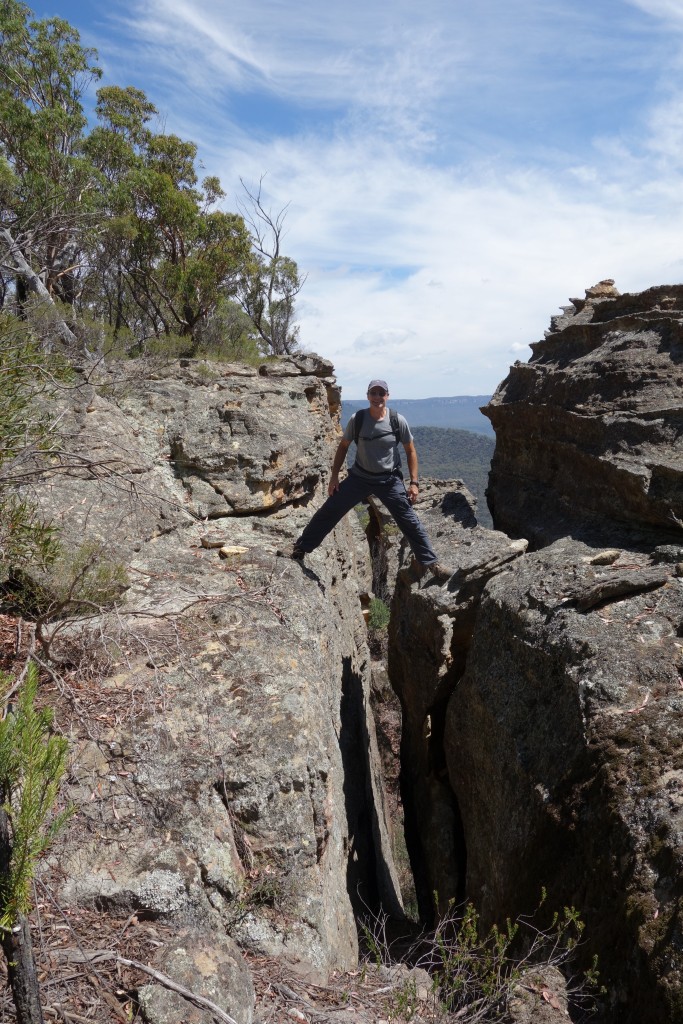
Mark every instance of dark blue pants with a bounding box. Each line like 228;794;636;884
297;471;438;565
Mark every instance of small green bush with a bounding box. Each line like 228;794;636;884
0;663;73;928
368;598;390;631
354;503;370;530
360;891;600;1021
3;541;129;621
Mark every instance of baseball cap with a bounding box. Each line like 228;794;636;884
367;379;389;392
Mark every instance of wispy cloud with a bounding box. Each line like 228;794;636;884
40;0;683;395
627;0;683;26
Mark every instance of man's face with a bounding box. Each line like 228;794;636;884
367;386;388;412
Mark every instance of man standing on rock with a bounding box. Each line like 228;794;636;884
281;379;452;581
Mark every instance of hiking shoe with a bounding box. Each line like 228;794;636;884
424;561;452;583
277;542;305;562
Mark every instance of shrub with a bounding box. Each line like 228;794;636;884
0;662;74;1024
0;315;70;583
360;892;600;1022
368;598;390;631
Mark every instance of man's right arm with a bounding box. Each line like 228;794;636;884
329;439;351;495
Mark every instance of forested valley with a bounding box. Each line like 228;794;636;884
411;427;494;528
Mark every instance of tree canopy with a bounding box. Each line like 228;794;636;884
0;0;303;358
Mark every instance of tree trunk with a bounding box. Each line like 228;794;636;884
0;809;44;1024
0;227;78;350
1;915;44;1024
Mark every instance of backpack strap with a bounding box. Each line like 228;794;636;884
354;407;401;445
389;409;402;473
353;407;365;446
389;408;401;444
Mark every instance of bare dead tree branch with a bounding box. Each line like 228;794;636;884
0;227;79;350
116;956;240;1024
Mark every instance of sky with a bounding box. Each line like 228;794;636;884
34;0;683;397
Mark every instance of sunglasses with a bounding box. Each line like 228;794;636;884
368;389;387;396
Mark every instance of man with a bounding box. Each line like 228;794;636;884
282;379;451;581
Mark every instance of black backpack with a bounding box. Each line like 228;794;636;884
352;407;402;474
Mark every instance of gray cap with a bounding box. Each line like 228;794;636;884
367;379;388;392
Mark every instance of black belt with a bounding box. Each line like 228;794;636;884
351;464;399;477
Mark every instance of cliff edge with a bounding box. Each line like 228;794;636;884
390;283;683;1024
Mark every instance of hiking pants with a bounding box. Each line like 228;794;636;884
297;471;438;566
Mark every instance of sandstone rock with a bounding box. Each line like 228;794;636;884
137;929;254;1024
388;482;528;920
483;283;683;546
390;283;683;1021
444;537;683;1022
508;966;569;1023
23;356;401;979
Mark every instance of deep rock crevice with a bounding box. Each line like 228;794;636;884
380;283;683;1024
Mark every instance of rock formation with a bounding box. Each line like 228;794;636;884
389;283;683;1024
14;354;402;1022
484;280;683;546
8;281;683;1023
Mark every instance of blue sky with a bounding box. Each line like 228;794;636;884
35;0;683;397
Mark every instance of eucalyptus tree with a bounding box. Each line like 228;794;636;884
0;0;101;317
84;86;254;352
122;138;253;350
0;2;305;357
238;178;305;355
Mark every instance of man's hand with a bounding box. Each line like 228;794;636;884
407;482;419;504
328;440;350;496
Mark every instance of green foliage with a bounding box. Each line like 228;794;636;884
361;893;599;1021
239;251;302;355
0;6;304;356
0;1;102;304
48;541;128;611
368;597;390;631
237;179;304;354
353;503;370;529
359;919;385;968
391;976;419;1020
430;895;594;1019
412;426;495;528
0;662;73;928
3;541;129;630
0;315;68;581
433;901;519;1014
191;297;262;364
0;498;56;583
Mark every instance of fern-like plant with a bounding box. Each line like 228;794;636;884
0;662;73;1024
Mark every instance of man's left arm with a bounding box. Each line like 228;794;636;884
404;441;419;504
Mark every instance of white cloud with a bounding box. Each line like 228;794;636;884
51;0;683;396
627;0;683;25
352;328;417;352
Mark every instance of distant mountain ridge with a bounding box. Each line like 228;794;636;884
341;396;493;436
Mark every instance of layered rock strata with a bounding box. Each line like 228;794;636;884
484;281;683;546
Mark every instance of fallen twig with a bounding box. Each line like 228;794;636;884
117;956;240;1024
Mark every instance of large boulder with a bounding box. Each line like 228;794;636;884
446;538;683;1023
137;930;255;1024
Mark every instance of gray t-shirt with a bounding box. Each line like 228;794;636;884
343;409;413;481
